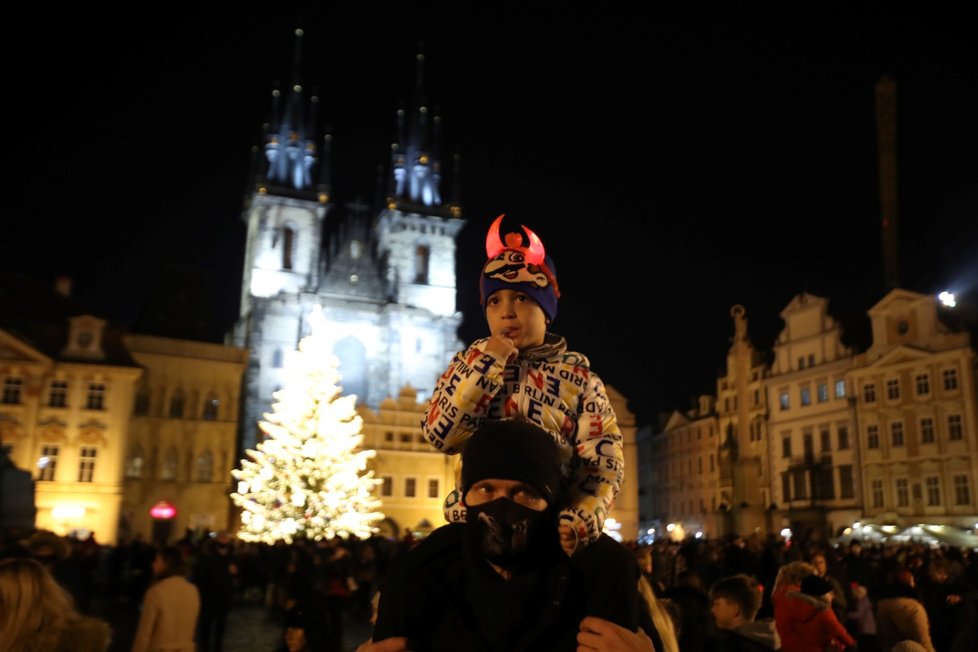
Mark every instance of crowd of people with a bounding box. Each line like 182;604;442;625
2;522;978;651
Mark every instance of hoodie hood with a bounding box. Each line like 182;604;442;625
735;619;780;650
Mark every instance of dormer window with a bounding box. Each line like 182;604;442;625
63;315;106;360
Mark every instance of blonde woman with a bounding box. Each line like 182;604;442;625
0;557;111;652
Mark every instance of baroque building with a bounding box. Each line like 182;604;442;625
121;335;248;542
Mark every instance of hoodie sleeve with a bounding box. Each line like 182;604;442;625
558;369;623;551
421;339;508;454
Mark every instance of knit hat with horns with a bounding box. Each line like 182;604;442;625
479;215;561;321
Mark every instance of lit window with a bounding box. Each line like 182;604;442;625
779;392;789;410
817;384;828;403
834;380;846;398
196;450;214;482
126;446;144;479
800;388;811;406
38;445;59;481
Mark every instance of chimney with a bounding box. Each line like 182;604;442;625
55;276;73;298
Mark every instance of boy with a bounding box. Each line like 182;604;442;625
709;574;781;652
422;214;624;556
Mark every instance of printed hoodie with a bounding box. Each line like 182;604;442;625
422;333;623;550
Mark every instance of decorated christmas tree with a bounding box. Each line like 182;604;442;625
231;305;384;543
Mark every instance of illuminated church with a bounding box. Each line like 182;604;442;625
230;35;465;452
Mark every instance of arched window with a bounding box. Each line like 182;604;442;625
161;447;178;481
196;449;213;482
125;446;144;479
169;389;185;418
134;385;150;416
202;393;220;421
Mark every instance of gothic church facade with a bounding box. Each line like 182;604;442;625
230;40;464;452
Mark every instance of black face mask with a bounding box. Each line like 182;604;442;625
464;498;556;571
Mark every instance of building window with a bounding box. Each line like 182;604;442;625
48;379;69;408
943;368;959;391
125;446;144;479
134;386;150;415
782;436;791;458
840;465;854;499
77;446;97;482
384;432;394;443
698;457;703;474
954;475;971;505
793;471;807;500
837;426;850;450
400;433;411;444
196;450;214;482
2;377;23;404
820;429;831;452
886;378;900;400
835;380;846;398
808;354;815;367
798;357;805;370
803;432;814;458
782;473;791;502
915;374;930;396
202;394;220;421
817;384;828;403
800;388;811;406
169;390;185;418
414;245;430;284
272;349;284;368
863;383;876;403
38;445;59;481
86;383;106;410
896;478;909;507
380;476;393;497
926;476;941;506
427;478;439;498
867;425;880;449
948;414;963;441
871;479;884;508
709;454;714;472
405;477;416;498
753;389;760;406
161;448;178;481
891;421;904;447
920;418;935;444
779;392;789;411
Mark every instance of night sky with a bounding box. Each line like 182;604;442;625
4;3;976;428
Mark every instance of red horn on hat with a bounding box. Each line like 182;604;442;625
522;224;545;265
485;214;506;258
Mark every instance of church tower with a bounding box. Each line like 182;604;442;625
231;33;464;451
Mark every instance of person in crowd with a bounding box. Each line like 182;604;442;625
0;557;111;652
421;215;624;559
664;568;714;652
709;573;780;652
775;573;856;652
193;530;237;652
131;546;200;652
369;418;644;650
921;558;975;652
876;567;935;652
846;581;879;652
810;551;849;625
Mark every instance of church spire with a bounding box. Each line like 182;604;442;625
258;28;325;199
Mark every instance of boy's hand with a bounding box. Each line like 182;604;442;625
486;333;518;363
560;524;578;556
